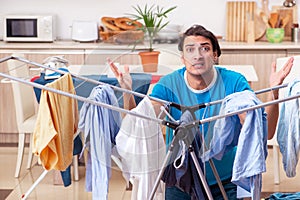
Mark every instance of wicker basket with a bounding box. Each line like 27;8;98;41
99;30;144;44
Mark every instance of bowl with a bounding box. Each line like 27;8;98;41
266;28;285;43
156;24;182;41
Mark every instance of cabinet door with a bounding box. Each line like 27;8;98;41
84;50;140;65
26;50;85;67
287;50;300;57
0;53;19;135
219;50;286;102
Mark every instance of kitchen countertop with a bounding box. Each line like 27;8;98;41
0;40;299;51
0;40;163;50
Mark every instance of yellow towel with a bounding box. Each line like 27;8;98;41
33;73;78;171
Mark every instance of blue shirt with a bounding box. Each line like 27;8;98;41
150;66;251;185
277;79;300;178
78;85;122;199
205;90;268;199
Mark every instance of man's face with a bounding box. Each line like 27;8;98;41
181;35;218;76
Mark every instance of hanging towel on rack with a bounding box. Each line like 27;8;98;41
32;69;83;187
32;73;78;171
78;85;122;200
115;96;166;200
32;68;69;102
203;90;268;199
276;78;300;178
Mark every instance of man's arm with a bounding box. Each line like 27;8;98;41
266;57;294;140
108;58;137;110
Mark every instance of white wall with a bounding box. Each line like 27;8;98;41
0;0;295;40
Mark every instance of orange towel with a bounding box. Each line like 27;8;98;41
32;73;78;171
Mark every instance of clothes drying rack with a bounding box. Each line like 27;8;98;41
0;55;296;200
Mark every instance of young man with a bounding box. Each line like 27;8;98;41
109;25;294;199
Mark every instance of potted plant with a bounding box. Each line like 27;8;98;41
129;4;177;72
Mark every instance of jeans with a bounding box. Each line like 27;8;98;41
60;135;83;187
165;178;243;200
210;179;242;200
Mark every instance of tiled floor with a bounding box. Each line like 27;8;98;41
0;147;131;200
1;146;300;200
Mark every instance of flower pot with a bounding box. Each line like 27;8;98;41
139;51;160;72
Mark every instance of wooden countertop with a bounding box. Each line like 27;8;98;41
0;40;299;51
0;40;164;50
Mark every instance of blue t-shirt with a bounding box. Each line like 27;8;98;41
150;66;252;185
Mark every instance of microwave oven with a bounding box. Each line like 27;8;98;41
3;15;56;42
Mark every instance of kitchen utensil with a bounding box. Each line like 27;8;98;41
269;12;279;28
260;11;270;28
156;24;182;41
276;15;282;28
266;28;285;43
281;15;291;28
277;7;294;36
255;13;267;40
291;27;299;42
283;0;296;7
261;0;270;17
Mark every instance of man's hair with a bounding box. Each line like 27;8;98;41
178;25;221;57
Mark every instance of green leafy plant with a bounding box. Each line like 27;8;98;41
128;4;177;52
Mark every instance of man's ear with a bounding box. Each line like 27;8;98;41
213;51;218;62
180;53;185;63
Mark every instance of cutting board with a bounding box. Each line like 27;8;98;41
226;1;258;42
272;5;296;37
254;13;267;41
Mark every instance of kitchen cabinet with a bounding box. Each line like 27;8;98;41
287;50;300;57
84;50;140;65
219;49;286;102
0;53;19;143
26;50;85;67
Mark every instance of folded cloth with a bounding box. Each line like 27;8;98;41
45;67;68;80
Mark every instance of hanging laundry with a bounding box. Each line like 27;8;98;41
42;55;69;80
78;85;122;200
32;73;78;171
162;110;207;200
276;78;300;178
32;68;82;187
203;90;268;200
115;96;166;200
73;73;152;109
